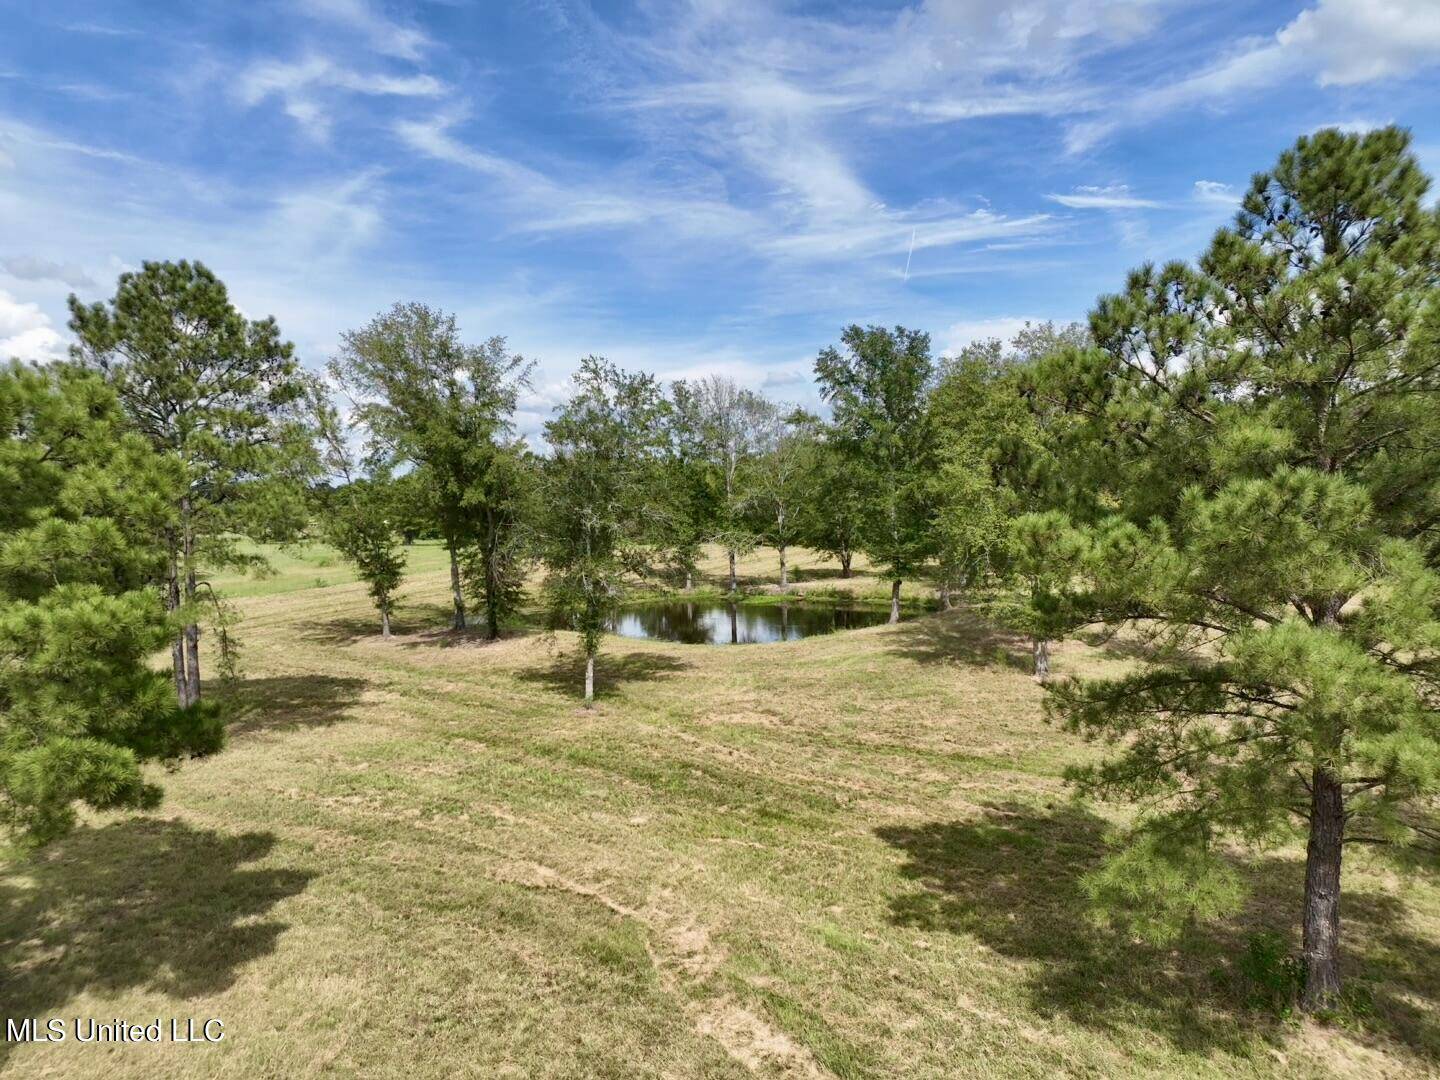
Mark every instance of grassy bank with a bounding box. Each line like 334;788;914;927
1;545;1437;1078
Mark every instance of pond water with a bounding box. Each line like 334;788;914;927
609;600;901;645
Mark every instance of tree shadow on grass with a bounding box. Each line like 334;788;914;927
302;603;551;650
299;601;455;646
0;819;312;1065
515;649;692;703
225;674;368;737
876;802;1440;1067
883;608;1032;670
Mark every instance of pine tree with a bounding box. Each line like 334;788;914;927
1023;128;1440;1010
68;261;315;707
540;357;671;704
0;362;223;846
815;325;937;622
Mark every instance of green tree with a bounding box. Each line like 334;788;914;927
1023;127;1440;1010
460;447;539;638
68;260;315;707
750;408;811;589
540;357;671;704
672;376;772;593
330;304;532;639
0;362;223;846
795;423;864;579
815;325;937;622
663;384;721;590
314;394;407;638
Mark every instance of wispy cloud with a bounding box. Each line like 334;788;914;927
1067;0;1440;151
1192;180;1240;207
295;0;431;62
237;56;445;140
1046;185;1159;210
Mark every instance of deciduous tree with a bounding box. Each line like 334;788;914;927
815;325;937;622
330;304;532;639
540;357;671;704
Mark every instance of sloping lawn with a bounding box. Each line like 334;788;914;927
2;547;1437;1078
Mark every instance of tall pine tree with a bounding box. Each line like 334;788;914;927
0;362;223;845
68;261;315;706
1023;128;1440;1010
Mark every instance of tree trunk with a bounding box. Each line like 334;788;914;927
939;583;952;610
184;568;201;703
584;651;595;706
728;548;737;593
448;542;467;631
1301;767;1345;1011
380;605;392;639
779;544;788;589
889;579;902;624
1033;638;1050;682
840;551;851;578
483;522;500;641
167;549;191;707
180;498;201;704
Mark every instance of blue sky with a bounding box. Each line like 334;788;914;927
3;0;1439;439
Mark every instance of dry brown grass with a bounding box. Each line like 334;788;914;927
2;545;1437;1078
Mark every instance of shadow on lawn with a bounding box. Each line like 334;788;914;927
0;820;312;1064
225;674;369;737
303;603;549;650
883;608;1032;670
876;802;1440;1066
516;649;691;702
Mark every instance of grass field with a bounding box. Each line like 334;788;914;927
2;545;1438;1078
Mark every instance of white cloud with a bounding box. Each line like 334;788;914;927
295;0;430;62
1280;0;1440;86
0;289;66;361
1192;180;1240;207
237;56;445;140
1070;0;1440;151
1046;184;1159;209
941;316;1060;357
1312;119;1393;135
1;254;95;289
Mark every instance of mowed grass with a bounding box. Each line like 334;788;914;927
2;545;1439;1078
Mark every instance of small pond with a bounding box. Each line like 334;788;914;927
609;600;905;645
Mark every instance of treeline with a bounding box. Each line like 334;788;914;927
313;305;1074;675
2;126;1438;1015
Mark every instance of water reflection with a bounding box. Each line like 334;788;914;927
609;601;898;644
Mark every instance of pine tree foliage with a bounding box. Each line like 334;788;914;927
1022;128;1440;1009
67;260;315;706
0;362;223;846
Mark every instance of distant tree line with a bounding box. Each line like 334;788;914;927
1;126;1436;1015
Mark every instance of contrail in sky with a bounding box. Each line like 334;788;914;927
902;227;916;283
